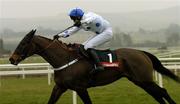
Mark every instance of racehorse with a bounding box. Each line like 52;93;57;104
9;30;180;104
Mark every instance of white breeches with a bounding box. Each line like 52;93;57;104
83;27;113;50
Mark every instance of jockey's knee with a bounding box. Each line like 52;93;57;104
107;34;113;40
84;44;94;50
106;31;113;38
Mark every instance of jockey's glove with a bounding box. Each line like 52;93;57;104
56;32;70;38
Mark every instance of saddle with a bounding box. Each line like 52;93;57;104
67;43;120;68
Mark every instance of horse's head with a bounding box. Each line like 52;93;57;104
9;29;36;65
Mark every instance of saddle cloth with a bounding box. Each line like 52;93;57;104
94;49;119;67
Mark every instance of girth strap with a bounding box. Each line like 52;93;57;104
53;59;79;71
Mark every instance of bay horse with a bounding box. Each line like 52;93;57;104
9;30;179;104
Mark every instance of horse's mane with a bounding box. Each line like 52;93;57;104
35;35;66;45
35;35;54;42
35;35;80;51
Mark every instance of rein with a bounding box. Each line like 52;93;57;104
36;39;57;54
36;38;69;54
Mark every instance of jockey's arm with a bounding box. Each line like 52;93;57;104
58;25;81;38
81;16;95;25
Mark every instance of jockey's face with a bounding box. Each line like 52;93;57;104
70;16;81;23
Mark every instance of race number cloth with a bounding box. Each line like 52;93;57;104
95;49;119;67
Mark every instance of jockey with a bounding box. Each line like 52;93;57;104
54;8;113;71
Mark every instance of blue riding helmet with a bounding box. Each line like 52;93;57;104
69;8;84;17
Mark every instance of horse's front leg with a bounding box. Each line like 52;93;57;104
76;89;92;104
48;84;67;104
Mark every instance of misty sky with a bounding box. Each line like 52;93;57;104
0;0;180;18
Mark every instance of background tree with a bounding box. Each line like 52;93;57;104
166;33;180;46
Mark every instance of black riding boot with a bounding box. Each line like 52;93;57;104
78;45;89;58
87;48;104;72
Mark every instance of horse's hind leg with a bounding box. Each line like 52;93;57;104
133;81;176;104
48;84;67;104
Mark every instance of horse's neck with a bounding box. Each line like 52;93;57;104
33;36;71;68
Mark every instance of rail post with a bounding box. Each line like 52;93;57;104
154;71;158;81
174;64;177;75
72;91;77;104
47;66;52;85
22;68;25;79
158;73;163;88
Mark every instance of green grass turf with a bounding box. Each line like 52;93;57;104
0;77;179;104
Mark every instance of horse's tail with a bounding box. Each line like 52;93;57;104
142;51;180;83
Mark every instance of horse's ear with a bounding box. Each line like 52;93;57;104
33;29;36;34
25;29;36;42
31;29;36;36
29;29;36;37
28;29;36;36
